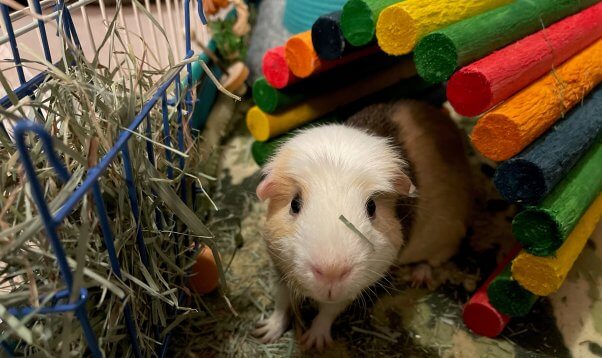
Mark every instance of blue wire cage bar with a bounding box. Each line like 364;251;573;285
0;0;213;355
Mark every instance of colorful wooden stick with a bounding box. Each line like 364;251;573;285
252;77;305;113
487;265;538;317
493;86;602;204
312;11;349;60
463;245;520;338
340;0;400;47
512;195;602;296
512;139;602;256
253;51;403;113
285;31;321;78
285;30;379;78
252;137;288;167
375;0;511;55
470;39;602;161
247;59;418;141
447;3;602;117
262;46;300;89
414;0;597;83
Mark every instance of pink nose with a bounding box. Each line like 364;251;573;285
311;264;352;283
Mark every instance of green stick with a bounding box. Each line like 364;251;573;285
252;77;305;113
487;265;539;317
252;136;290;167
340;0;401;46
414;0;598;83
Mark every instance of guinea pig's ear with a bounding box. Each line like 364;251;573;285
256;173;274;201
394;171;418;198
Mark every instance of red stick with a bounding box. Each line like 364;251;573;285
447;3;602;117
262;46;300;89
463;245;521;338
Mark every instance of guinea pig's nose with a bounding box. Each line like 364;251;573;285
311;264;352;283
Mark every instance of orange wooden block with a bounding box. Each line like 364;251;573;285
285;31;379;78
471;39;602;161
285;31;320;78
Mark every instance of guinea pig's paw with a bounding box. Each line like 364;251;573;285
253;312;290;344
410;263;433;289
300;319;333;352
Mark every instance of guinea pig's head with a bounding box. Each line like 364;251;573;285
257;124;414;304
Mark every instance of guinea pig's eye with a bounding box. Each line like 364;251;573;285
290;194;302;215
366;198;376;219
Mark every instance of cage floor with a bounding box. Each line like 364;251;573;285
178;107;602;357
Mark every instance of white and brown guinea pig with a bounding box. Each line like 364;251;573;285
253;99;473;351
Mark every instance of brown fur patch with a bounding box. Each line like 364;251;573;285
345;102;415;181
373;195;404;251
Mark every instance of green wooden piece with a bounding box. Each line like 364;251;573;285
512;138;602;256
340;0;401;46
252;136;291;167
487;265;539;317
252;77;306;113
414;0;597;83
252;52;404;113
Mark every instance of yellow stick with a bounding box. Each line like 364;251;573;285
246;59;416;141
512;194;602;296
375;0;511;55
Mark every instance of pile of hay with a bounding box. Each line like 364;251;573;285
0;1;237;355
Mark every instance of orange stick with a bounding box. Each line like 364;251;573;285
471;38;602;162
285;30;379;78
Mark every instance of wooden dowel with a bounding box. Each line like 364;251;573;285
414;0;597;83
246;59;420;141
285;30;379;78
311;11;349;60
262;46;300;89
493;85;602;204
512;195;602;296
470;39;602;162
341;0;400;47
487;264;538;317
252;51;404;113
447;3;602;117
463;245;520;337
375;0;511;55
512;140;602;256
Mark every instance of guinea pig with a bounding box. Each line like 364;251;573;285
253;99;473;351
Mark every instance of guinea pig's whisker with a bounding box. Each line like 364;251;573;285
356;290;368;311
364;268;387;280
365;258;397;265
358;287;375;308
376;281;396;296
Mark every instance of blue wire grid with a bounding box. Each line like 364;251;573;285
0;0;209;356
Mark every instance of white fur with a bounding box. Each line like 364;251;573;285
264;124;406;303
265;124;407;196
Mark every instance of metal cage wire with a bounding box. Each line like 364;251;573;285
0;0;211;356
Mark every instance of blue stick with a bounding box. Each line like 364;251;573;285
494;85;602;204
